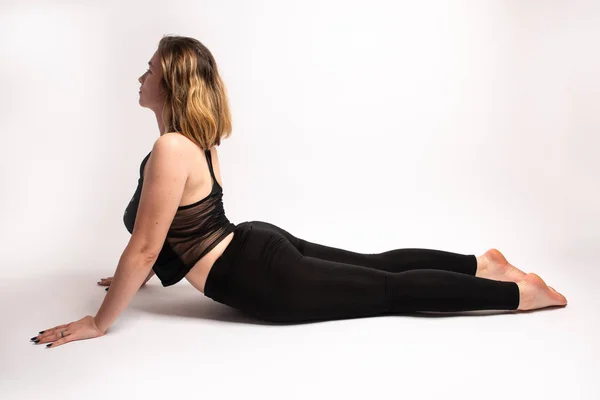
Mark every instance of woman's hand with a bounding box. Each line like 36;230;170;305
30;315;105;348
97;276;114;285
98;276;114;290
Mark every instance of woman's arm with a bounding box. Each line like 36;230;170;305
143;269;155;285
94;248;157;333
98;268;155;288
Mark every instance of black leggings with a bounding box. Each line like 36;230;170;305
203;221;520;323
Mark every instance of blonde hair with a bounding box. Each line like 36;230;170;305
157;34;233;149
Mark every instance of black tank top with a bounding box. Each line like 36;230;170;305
123;149;237;286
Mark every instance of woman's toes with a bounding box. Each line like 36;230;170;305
548;286;567;305
518;274;567;310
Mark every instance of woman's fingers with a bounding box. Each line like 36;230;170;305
97;277;113;286
31;324;69;343
98;277;113;292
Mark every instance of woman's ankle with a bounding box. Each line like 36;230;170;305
516;279;533;310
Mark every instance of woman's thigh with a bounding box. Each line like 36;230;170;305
246;220;476;275
228;223;390;323
247;220;374;265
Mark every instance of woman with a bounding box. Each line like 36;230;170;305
31;35;567;348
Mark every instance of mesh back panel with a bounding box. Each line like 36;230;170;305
123;149;236;286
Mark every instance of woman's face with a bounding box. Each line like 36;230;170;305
138;50;166;109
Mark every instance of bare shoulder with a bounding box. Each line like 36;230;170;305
160;131;220;155
159;132;209;150
154;132;199;158
157;131;189;146
157;132;223;181
148;133;190;164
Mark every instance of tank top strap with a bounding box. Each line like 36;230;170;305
141;151;152;177
204;149;217;183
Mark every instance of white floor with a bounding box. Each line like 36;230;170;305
4;257;599;400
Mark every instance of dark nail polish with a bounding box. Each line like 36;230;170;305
30;336;37;341
39;331;45;334
46;343;52;347
105;288;109;291
34;339;40;343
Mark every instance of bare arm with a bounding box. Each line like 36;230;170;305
98;268;155;288
143;268;155;285
94;247;156;333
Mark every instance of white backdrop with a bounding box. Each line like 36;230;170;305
2;1;599;399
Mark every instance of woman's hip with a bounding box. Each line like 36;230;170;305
203;220;296;303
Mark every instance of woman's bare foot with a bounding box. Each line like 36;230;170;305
476;248;527;283
516;273;568;311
